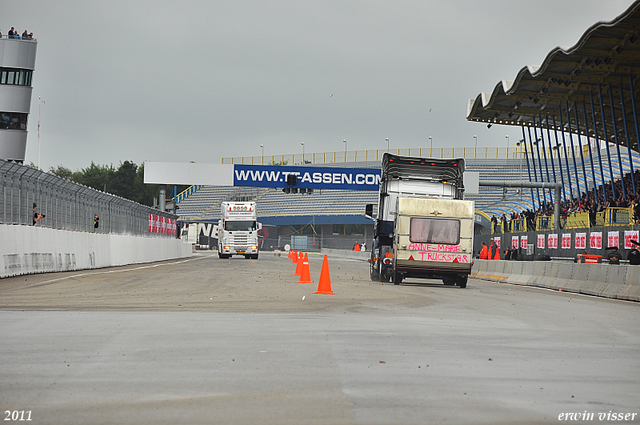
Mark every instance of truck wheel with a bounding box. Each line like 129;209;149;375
253;254;259;260
392;271;403;285
370;263;380;281
245;255;251;259
457;275;468;288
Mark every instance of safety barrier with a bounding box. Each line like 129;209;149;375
493;207;633;234
564;212;590;229
471;259;639;302
221;145;587;165
0;224;192;278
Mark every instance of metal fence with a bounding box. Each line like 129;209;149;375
0;160;177;237
221;145;589;165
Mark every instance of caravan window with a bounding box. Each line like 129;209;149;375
410;218;460;245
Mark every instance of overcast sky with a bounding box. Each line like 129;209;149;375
3;0;635;171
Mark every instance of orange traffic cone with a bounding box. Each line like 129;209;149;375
288;249;293;260
291;250;298;264
297;253;313;284
314;255;335;295
294;252;303;276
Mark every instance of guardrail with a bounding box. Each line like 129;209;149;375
221;145;587;165
0;161;177;237
491;207;634;233
471;259;639;302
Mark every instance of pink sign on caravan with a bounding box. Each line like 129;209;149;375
561;233;571;249
575;233;586;249
520;235;528;249
607;231;619;248
590;232;602;249
537;234;545;249
548;234;558;249
624;230;640;249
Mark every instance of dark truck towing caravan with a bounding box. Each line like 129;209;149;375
365;153;474;287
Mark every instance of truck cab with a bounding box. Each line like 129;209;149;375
366;153;473;287
216;202;261;259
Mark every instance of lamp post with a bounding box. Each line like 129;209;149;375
505;135;510;159
301;142;305;162
260;144;264;165
429;136;433;152
343;139;347;160
386;138;389;153
38;97;45;170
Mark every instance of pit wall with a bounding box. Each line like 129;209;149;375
0;224;193;278
471;259;639;302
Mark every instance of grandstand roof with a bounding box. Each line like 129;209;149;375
467;0;640;152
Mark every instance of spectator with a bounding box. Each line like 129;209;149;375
32;203;44;225
479;241;488;259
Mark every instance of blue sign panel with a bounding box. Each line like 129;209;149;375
233;165;381;191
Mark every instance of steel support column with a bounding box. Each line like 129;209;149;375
608;83;626;199
564;101;582;200
520;126;537;210
480;180;562;230
573;101;590;199
589;91;607;202
598;83;617;200
558;106;574;202
526;126;542;208
619;82;636;195
551;114;567;203
581;102;598;203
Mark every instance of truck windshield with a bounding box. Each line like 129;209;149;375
410;218;460;245
225;220;257;231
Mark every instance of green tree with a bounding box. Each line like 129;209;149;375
110;161;137;199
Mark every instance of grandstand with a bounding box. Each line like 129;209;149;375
173;143;639;248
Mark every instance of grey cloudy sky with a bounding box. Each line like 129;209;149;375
3;0;635;171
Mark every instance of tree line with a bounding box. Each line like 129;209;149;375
48;161;187;207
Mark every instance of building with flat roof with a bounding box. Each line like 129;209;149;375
0;33;37;163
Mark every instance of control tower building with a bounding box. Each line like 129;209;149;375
0;33;37;163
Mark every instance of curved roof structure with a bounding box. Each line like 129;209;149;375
467;0;640;152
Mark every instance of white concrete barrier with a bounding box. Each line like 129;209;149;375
1;224;192;278
471;259;639;302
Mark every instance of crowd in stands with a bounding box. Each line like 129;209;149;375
492;169;640;231
0;27;34;39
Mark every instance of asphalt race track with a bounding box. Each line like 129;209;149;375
1;253;638;425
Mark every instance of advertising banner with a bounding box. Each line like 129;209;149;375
607;231;619;248
520;235;528;249
494;236;501;248
561;233;571;249
148;214;176;235
548;234;558;249
511;236;519;249
624;230;640;249
233;165;382;191
537;234;545;249
590;232;602;249
575;233;587;250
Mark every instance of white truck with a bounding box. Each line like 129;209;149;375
365;153;474;287
215;201;261;259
